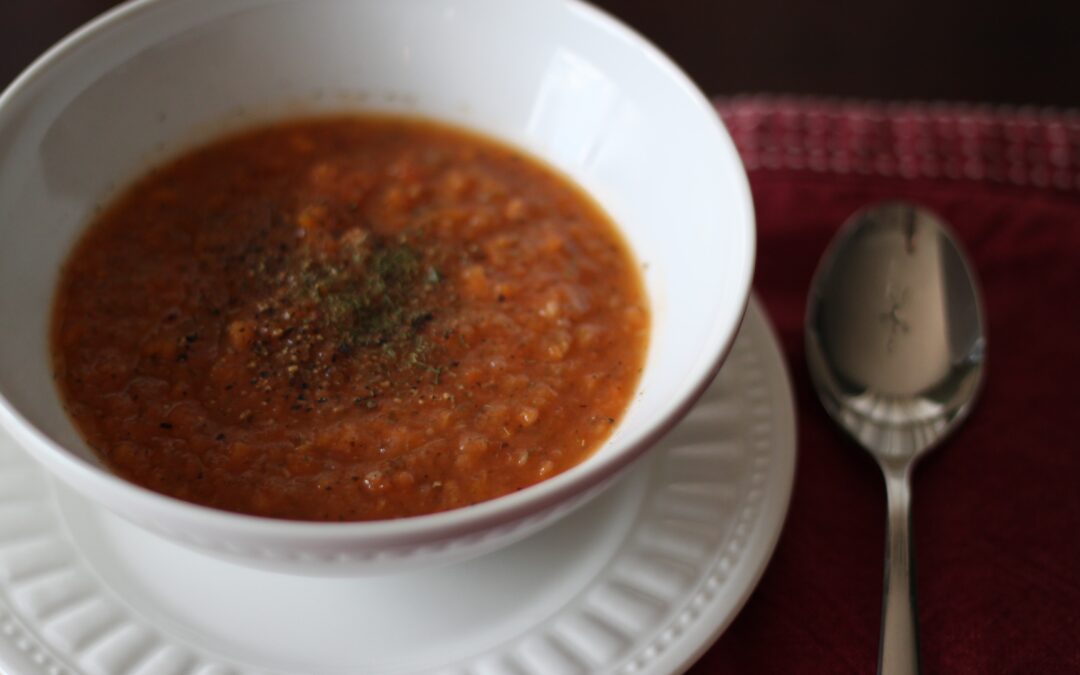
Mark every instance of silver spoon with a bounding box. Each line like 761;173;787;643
805;202;986;675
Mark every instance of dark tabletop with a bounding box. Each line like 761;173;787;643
4;0;1080;106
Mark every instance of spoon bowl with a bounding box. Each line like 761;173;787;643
806;201;986;674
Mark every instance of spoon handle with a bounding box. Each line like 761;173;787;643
879;467;921;675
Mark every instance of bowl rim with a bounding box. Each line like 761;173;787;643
0;0;755;541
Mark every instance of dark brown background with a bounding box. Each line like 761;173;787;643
4;0;1080;106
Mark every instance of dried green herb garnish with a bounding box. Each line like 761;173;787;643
295;231;443;380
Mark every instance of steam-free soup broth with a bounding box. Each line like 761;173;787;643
52;115;649;521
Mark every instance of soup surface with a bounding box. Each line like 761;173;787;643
52;115;648;521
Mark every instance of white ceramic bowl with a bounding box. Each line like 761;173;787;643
0;0;754;575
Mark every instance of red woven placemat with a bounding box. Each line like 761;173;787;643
690;97;1080;674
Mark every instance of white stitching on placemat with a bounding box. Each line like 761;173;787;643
714;95;1080;192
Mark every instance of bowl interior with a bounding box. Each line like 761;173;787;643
0;0;751;490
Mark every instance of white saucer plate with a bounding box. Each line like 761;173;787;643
0;297;795;675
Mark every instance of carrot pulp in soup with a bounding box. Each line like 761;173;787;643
51;115;649;521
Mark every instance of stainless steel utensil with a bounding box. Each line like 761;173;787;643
806;202;986;675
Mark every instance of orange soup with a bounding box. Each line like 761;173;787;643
51;116;649;521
